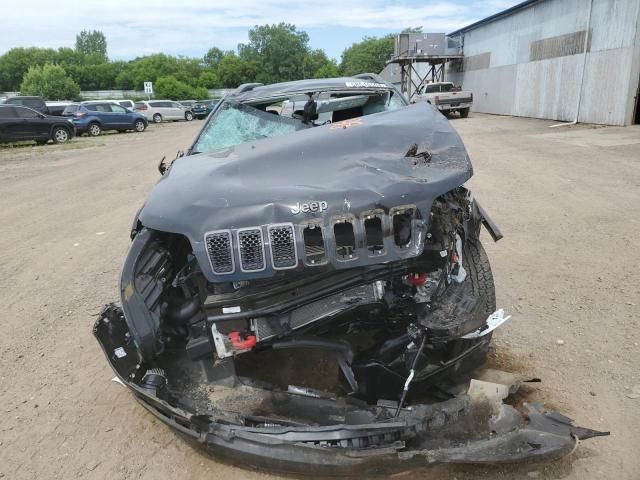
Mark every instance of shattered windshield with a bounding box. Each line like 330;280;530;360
193;102;304;153
193;88;407;154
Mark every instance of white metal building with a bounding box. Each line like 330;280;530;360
446;0;640;125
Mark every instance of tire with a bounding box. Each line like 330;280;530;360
464;239;496;316
459;108;470;118
443;239;496;363
185;111;193;121
52;127;70;144
88;123;102;137
134;119;146;132
153;113;162;124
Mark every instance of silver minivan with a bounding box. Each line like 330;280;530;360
134;100;194;123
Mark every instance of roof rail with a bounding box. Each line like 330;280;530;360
234;83;264;94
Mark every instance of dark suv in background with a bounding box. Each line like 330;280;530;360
0;105;74;144
191;99;218;119
63;102;148;136
2;96;50;114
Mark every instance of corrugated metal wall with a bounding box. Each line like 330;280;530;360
447;0;640;125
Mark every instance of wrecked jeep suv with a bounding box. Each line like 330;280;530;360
95;75;606;474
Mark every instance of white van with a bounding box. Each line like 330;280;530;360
134;100;193;123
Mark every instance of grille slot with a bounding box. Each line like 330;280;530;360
205;231;234;274
303;225;325;264
392;209;414;247
334;221;356;260
268;224;297;269
364;216;384;254
238;228;266;272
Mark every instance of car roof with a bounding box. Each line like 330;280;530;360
228;77;395;102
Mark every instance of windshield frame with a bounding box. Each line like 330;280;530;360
188;86;407;156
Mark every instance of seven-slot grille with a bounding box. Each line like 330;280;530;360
204;207;416;276
238;228;266;272
205;231;234;274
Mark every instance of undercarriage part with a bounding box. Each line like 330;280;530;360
95;305;608;476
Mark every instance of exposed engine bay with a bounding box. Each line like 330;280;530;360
95;75;607;474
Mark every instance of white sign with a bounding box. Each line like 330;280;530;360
143;82;153;95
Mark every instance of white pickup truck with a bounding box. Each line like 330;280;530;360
415;82;473;118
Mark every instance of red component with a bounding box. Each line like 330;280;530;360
229;331;257;350
451;252;459;264
407;273;427;286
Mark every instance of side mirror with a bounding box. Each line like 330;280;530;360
39;114;45;119
158;156;167;175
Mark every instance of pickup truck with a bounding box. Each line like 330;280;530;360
415;82;473;118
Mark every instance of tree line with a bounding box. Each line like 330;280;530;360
0;25;397;100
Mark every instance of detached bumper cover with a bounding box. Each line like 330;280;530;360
94;305;608;475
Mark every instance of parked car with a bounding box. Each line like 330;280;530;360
63;102;148;136
415;82;473;118
46;101;73;116
0;104;74;144
134;100;194;123
2;96;50;114
113;99;135;110
191;99;218;119
179;100;196;110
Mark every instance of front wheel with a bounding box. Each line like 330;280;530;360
185;111;193;121
442;239;496;362
52;127;70;143
153;113;162;123
459;108;470;118
134;119;146;132
88;123;101;137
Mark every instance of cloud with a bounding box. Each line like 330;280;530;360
0;0;519;58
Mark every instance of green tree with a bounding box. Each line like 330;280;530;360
155;75;207;100
114;67;135;90
19;64;80;100
239;23;309;84
68;62;123;90
75;30;107;61
0;47;58;91
174;57;204;87
216;53;258;88
313;61;340;79
203;47;228;69
339;35;394;77
128;54;179;89
198;71;219;89
303;49;339;79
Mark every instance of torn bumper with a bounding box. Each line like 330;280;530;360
95;305;607;475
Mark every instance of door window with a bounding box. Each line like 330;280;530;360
15;107;41;118
0;106;17;118
110;104;127;113
171;102;182;109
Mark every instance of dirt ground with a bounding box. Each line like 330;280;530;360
0;114;638;480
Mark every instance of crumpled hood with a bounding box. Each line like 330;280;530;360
139;102;472;242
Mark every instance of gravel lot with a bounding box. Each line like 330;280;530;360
0;115;638;479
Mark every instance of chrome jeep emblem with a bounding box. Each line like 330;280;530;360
291;200;328;215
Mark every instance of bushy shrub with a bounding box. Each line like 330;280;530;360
155;75;207;100
20;63;81;100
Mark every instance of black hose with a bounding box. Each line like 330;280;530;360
395;334;426;417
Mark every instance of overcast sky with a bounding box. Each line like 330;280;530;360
2;0;520;60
